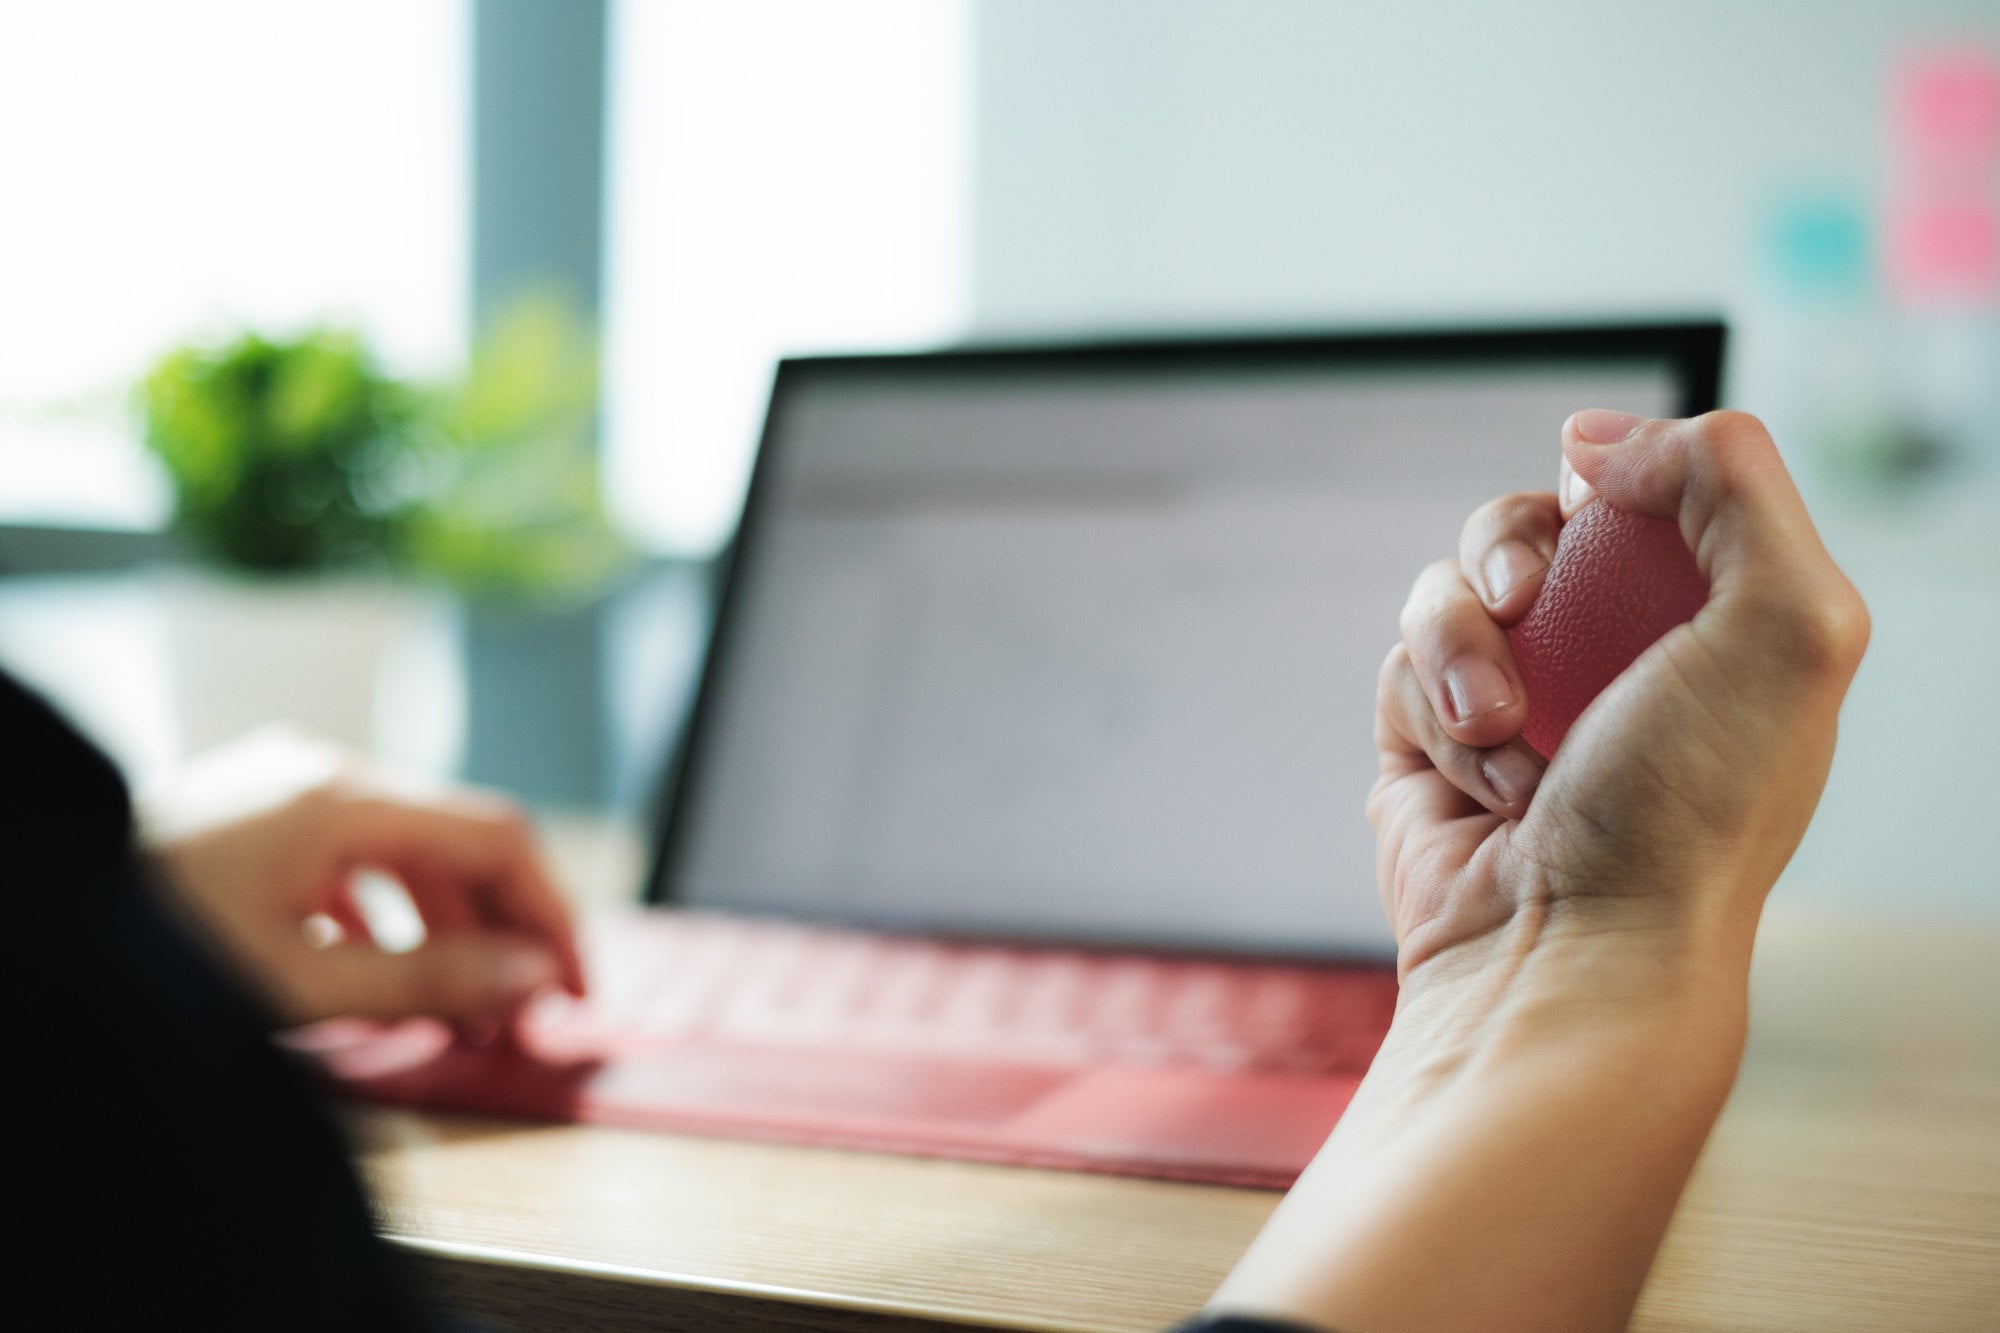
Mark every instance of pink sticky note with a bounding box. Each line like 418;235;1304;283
1889;202;2000;303
1898;50;2000;158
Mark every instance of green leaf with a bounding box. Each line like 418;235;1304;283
138;291;629;600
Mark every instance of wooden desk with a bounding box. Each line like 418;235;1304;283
352;904;2000;1332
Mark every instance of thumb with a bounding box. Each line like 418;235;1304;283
284;935;558;1024
1561;409;1870;705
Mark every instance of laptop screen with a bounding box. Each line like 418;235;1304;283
652;328;1719;957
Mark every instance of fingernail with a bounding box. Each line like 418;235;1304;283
1480;540;1547;605
1572;408;1645;444
1481;745;1543;805
494;947;556;995
1560;459;1595;511
1444;658;1514;722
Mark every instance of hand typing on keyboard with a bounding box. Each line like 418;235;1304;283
144;730;586;1027
1210;411;1870;1333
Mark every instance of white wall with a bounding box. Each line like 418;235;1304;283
970;0;2000;917
973;0;1998;328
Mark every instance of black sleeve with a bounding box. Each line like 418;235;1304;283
6;670;425;1330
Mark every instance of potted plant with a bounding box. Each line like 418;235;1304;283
142;293;626;771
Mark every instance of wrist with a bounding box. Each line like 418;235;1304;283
1387;892;1757;1114
1211;897;1755;1333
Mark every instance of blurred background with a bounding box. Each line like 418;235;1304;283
1;0;1993;916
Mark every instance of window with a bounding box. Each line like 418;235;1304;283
603;0;972;555
0;0;468;528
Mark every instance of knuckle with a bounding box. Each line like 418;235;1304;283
1365;772;1405;832
1463;493;1560;571
1696;409;1774;451
1680;412;1785;511
488;802;536;849
1397;560;1461;639
1364;781;1387;831
285;774;359;826
1690;411;1778;485
1809;581;1872;672
1376;642;1411;695
449;790;537;852
1471;491;1550;533
1463;494;1513;539
1762;580;1872;675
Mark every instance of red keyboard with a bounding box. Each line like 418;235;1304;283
304;910;1400;1188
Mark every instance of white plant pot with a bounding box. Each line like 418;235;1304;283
160;572;465;776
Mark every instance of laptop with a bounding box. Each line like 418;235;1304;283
309;322;1724;1187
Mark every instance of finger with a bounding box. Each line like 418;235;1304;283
281;863;375;949
1379;643;1544;818
1560;409;1871;697
320;891;373;945
395;864;479;938
281;934;559;1025
316;793;588;997
1369;645;1513;950
1459;492;1562;623
1398;559;1528;750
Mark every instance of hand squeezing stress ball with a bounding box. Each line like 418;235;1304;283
1208;409;1869;1333
1361;407;1869;973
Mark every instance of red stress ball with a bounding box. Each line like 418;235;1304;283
1507;501;1709;759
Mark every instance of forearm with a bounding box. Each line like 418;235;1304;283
1210;901;1756;1333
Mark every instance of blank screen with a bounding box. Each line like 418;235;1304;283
664;354;1684;955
